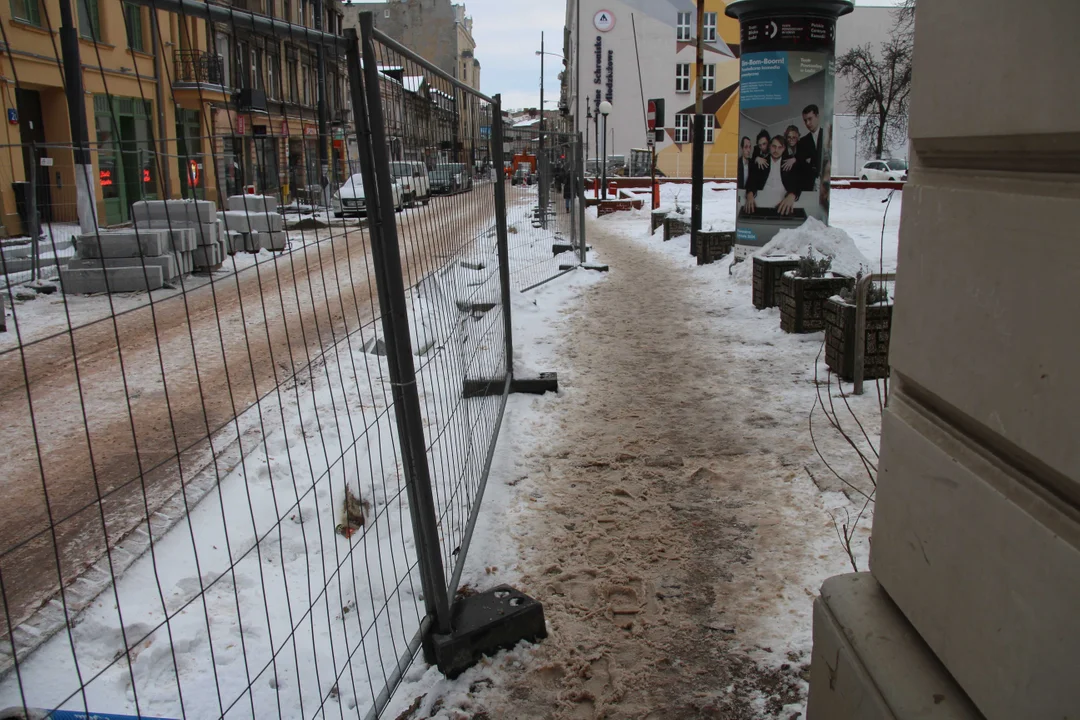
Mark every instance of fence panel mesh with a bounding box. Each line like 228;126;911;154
503;128;584;292
0;4;549;718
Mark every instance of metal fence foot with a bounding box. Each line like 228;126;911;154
559;262;609;272
552;241;591;257
428;585;547;678
463;373;559;399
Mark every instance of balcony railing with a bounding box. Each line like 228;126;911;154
174;50;226;86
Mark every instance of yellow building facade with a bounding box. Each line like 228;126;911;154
0;0;345;235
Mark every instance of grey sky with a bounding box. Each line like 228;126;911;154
359;1;903;111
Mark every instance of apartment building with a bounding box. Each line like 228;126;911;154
0;0;346;234
343;0;479;90
342;0;483;167
562;0;740;178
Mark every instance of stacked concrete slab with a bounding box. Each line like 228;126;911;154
221;195;287;252
60;228;177;294
0;240;71;276
132;199;228;271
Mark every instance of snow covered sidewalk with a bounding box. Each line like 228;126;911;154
384;190;899;718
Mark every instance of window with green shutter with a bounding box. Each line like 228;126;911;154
77;0;101;41
125;3;145;52
11;0;42;26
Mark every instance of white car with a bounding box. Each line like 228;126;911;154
859;158;908;182
332;173;403;218
389;161;431;207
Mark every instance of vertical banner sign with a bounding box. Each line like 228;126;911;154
727;2;851;258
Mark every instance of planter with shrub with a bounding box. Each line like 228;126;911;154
824;274;893;380
663;215;691;242
778;249;855;333
752;254;802;309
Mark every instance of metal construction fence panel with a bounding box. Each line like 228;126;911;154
0;5;580;719
502;127;586;292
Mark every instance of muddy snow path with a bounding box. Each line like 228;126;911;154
418;214;873;719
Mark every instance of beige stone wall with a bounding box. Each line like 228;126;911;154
865;1;1080;718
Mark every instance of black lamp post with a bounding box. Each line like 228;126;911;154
585;107;592;178
599;101;611;199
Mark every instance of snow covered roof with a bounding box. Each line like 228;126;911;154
402;76;425;93
514;118;540;128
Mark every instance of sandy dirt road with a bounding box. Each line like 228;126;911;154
458;218;863;718
0;188;495;640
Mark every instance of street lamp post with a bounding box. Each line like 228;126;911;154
599;101;612;200
594;103;600;189
536;32;547;226
536;43;569;226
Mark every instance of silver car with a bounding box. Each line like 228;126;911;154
435;163;472;192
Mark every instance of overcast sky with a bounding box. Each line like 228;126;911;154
360;1;903;111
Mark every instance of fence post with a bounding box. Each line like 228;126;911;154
577;133;587;264
348;18;452;640
491;95;515;379
28;141;39;281
853;272;896;396
570;136;578;249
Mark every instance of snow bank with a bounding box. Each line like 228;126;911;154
731;217;871;284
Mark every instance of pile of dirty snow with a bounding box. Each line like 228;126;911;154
731;217;871;284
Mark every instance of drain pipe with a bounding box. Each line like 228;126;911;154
151;8;172;198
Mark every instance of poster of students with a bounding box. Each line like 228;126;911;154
734;47;836;257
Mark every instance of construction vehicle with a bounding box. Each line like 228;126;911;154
510;153;537;185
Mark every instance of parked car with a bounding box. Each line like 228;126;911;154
389;161;431;206
436;163;472;191
331;173;403;217
429;168;457;194
511;167;534;186
859;158;908;182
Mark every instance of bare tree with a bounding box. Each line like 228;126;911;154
895;0;916;48
837;1;915;161
837;39;911;160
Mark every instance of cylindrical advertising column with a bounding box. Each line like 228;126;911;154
725;0;854;259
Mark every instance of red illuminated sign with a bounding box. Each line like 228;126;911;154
100;169;113;187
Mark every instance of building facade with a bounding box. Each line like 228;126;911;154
563;0;741;178
342;0;483;170
0;0;348;234
343;0;479;91
562;0;902;178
